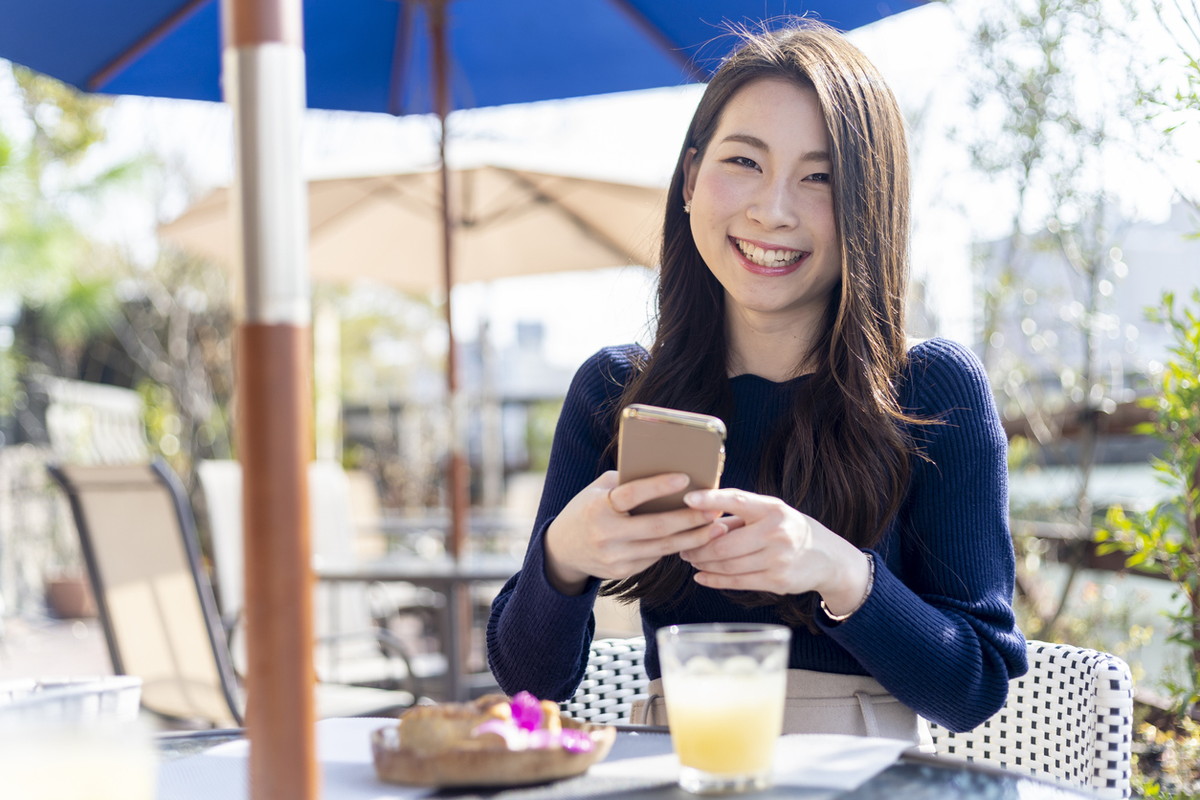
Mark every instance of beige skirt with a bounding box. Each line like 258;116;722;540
632;669;933;749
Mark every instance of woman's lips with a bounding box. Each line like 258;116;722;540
730;236;808;275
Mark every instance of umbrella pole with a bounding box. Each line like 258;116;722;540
430;0;469;563
430;0;474;700
223;1;317;797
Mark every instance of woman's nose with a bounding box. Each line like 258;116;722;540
747;179;799;229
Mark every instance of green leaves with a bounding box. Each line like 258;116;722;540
1101;289;1200;724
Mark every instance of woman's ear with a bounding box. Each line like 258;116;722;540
682;147;699;205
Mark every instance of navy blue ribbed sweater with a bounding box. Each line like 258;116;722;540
486;337;1027;732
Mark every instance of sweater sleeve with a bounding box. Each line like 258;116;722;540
485;346;640;701
817;338;1028;732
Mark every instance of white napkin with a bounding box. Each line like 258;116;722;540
591;732;908;792
772;734;910;789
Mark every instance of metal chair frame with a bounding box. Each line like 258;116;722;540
48;459;418;728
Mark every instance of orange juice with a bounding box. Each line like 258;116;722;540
663;670;786;775
657;623;791;794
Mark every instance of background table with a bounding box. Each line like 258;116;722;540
316;554;521;701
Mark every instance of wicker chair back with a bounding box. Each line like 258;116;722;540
565;636;1133;799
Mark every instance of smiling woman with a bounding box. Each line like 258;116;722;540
486;19;1027;745
681;78;840;379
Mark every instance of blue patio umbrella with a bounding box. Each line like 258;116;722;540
1;1;924;112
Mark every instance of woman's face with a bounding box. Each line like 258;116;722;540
683;78;841;333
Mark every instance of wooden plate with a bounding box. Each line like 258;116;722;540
371;718;616;788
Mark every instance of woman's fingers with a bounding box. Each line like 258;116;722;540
683;488;783;519
585;517;726;581
622;505;723;542
680;520;757;563
678;489;828;594
545;471;727;584
718;515;747;532
606;471;687;514
686;546;767;576
692;568;774;591
680;490;790;556
605;472;723;537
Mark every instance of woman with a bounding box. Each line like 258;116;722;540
486;20;1026;743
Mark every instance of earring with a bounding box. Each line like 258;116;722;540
683;201;691;214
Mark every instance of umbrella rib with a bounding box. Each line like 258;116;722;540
307;178;442;242
498;168;651;266
388;1;415;116
609;0;709;83
88;0;212;91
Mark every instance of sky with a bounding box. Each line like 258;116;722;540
9;1;1199;372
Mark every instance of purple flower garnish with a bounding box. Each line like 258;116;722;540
509;691;544;732
469;693;596;753
557;728;595;754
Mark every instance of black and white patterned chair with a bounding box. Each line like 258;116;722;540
928;640;1134;800
560;636;650;724
564;636;1133;799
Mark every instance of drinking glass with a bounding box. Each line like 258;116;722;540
657;622;790;795
0;719;157;800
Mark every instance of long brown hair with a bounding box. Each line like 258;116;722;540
601;20;920;630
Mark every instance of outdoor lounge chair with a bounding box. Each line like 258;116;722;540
564;636;1134;800
47;460;418;728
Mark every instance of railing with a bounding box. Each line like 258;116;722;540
0;378;148;618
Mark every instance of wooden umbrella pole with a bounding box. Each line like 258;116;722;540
430;0;469;562
222;1;317;798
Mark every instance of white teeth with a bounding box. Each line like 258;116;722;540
735;239;803;267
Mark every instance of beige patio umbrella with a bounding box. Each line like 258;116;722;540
161;164;665;553
162;165;664;291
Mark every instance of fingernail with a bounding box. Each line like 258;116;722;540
683;491;699;505
671;474;690;488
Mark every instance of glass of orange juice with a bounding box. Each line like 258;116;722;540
657;622;790;794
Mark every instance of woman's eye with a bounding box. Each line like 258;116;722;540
805;172;831;184
724;156;760;170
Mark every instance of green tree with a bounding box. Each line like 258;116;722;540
1;65;124;293
1151;0;1200;215
947;0;1166;639
1;61;234;485
1099;292;1200;713
1098;292;1200;798
1097;0;1200;716
0;65;147;380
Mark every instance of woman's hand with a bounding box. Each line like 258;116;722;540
678;488;871;614
543;471;726;595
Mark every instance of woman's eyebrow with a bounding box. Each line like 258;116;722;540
719;133;830;163
721;133;770;150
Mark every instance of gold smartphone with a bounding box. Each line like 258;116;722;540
616;404;727;515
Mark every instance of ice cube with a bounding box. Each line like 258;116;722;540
722;655;760;675
762;651;788;672
683;656;720;675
